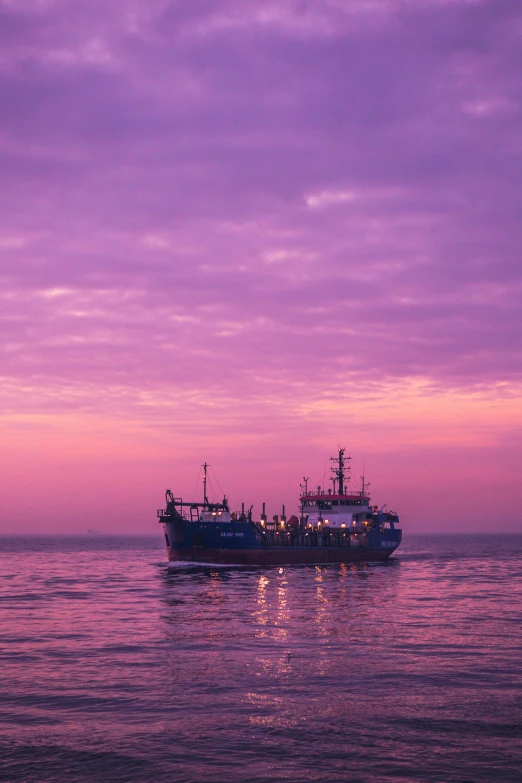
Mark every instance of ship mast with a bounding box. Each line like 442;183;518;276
202;461;209;504
330;447;350;495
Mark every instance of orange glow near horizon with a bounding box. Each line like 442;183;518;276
1;377;521;535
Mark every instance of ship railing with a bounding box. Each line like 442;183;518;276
157;509;186;519
300;491;368;499
259;531;360;548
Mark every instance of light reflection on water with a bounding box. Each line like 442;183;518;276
0;535;521;782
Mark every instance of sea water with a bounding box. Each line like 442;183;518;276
0;535;521;783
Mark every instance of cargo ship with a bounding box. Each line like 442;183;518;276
158;448;401;565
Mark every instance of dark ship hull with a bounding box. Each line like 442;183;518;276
161;515;401;567
166;545;397;566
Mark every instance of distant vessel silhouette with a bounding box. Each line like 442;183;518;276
158;449;402;565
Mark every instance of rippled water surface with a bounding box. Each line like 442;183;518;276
1;535;521;783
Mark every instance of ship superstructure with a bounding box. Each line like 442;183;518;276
300;448;372;529
159;451;402;565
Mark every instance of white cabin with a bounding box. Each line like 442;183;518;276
301;492;373;529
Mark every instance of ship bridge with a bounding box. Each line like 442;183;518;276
301;492;370;509
301;492;372;529
299;448;373;528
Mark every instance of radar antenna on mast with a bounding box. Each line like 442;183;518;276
330;447;350;495
202;462;209;504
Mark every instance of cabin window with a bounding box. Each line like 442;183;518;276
332;501;338;506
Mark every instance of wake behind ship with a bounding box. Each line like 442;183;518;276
159;449;401;565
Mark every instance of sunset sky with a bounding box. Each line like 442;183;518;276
1;0;521;534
